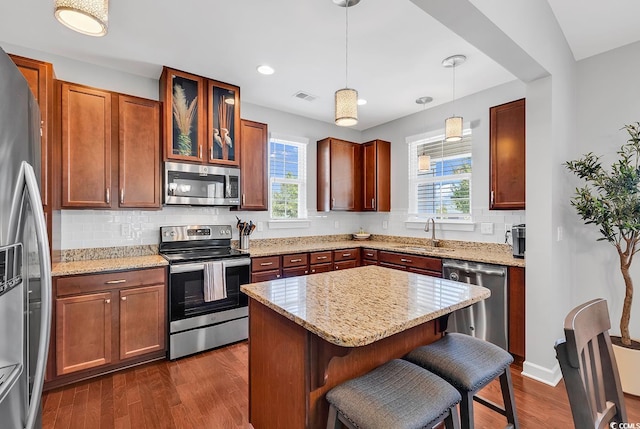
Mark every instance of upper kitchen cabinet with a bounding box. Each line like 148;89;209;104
207;80;240;166
160;67;241;167
59;82;112;208
239;119;268;210
57;81;161;209
118;95;161;208
489;98;525;210
160;67;206;163
362;139;390;212
317;138;362;211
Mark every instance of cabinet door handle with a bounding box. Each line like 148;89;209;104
490;191;494;206
260;262;273;266
332;197;335;207
105;279;127;284
290;258;302;263
304;271;308;274
199;146;202;159
366;253;373;257
105;188;110;204
120;189;124;204
210;145;214;160
400;258;412;263
316;256;328;260
276;274;281;278
121;296;127;301
342;253;351;257
105;299;110;304
242;194;246;205
311;269;316;273
372;198;375;208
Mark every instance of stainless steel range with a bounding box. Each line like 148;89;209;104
160;225;250;360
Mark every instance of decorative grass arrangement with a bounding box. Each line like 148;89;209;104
172;84;197;156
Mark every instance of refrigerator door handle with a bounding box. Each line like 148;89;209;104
10;162;52;429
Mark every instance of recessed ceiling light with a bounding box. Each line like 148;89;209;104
257;65;275;75
357;99;367;106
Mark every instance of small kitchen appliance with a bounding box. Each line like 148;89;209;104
512;224;526;258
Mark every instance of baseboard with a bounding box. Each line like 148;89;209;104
521;360;563;386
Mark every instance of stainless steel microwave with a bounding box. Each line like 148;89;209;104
164;161;240;206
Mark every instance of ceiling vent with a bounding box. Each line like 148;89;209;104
293;91;318;102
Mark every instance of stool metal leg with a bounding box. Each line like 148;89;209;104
326;404;340;429
444;405;462;429
460;391;475;429
499;368;519;428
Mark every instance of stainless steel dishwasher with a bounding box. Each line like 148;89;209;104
442;259;508;350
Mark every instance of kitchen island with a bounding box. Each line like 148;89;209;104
241;265;490;429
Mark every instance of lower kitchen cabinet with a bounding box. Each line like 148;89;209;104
282;253;309;278
48;267;167;389
309;251;333;274
333;248;358;270
378;250;442;276
251;255;281;282
361;248;378;266
508;266;526;360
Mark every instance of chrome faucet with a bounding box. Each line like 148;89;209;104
424;218;440;247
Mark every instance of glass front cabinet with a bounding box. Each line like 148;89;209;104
161;67;240;167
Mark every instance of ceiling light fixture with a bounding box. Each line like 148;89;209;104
357;98;367;106
54;0;108;37
442;54;466;142
334;0;360;127
416;96;433;171
257;65;275;75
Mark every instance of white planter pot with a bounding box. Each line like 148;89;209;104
612;343;640;396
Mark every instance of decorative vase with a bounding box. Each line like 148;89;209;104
612;341;640;396
178;133;192;156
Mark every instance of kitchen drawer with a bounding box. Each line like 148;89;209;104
282;253;309;268
408;267;442;277
361;259;378;266
282;266;309;278
310;251;332;265
56;267;165;297
251;270;281;282
378;251;441;273
362;249;378;260
379;261;406;271
333;248;357;262
334;260;357;270
309;263;332;274
252;256;281;272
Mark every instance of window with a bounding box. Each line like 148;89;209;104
407;129;472;220
269;134;308;219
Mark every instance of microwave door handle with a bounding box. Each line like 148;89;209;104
225;175;230;197
21;163;52;429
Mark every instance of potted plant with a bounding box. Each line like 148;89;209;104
565;122;640;394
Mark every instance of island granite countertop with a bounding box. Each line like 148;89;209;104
241;265;490;347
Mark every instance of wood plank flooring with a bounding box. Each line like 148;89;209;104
42;341;640;429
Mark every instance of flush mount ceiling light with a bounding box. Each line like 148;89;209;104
334;0;360;127
54;0;108;37
416;96;434;171
442;54;466;142
256;65;275;75
357;98;367;106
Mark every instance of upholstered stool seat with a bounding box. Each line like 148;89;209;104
404;333;518;429
326;359;461;429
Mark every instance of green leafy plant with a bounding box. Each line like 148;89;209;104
565;122;640;347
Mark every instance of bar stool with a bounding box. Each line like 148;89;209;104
325;359;461;429
404;333;518;429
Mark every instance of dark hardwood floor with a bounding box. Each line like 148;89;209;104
42;341;640;429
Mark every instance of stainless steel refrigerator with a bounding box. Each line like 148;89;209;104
0;47;52;429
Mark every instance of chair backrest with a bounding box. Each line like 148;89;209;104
555;298;627;429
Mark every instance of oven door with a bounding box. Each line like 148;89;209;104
169;258;250;322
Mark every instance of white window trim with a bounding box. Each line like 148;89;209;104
406;127;473;223
268;133;309;221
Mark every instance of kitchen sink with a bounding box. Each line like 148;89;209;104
394;246;455;253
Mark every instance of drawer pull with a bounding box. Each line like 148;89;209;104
290;258;302;263
105;279;127;284
276;274;281;278
260;262;273;266
366;253;373;257
121;297;127;301
316;256;328;260
400;258;412;263
105;299;110;304
311;269;316;273
342;253;351;257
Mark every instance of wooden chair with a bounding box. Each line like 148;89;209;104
555;298;628;428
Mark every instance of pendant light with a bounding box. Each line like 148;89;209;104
334;0;360;127
442;54;466;142
416;96;433;171
54;0;109;37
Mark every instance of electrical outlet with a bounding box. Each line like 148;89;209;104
382;220;388;229
334;220;339;229
480;222;494;234
121;224;131;237
257;221;264;232
557;226;564;241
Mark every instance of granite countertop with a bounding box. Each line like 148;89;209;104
52;255;168;277
241;265;490;347
245;239;525;268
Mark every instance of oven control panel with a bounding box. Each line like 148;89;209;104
160;225;232;242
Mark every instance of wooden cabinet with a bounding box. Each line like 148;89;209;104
58;82;161;209
282;253;309;278
160;67;240;166
508;266;526;360
317;138;362;211
333;248;358;270
490;98;525;210
118;95;161;208
50;267;166;387
309;251;333;274
60;82;112;208
240;119;268;210
362;140;391;212
251;256;281;282
378;251;442;277
362;248;378;266
10;54;56;255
